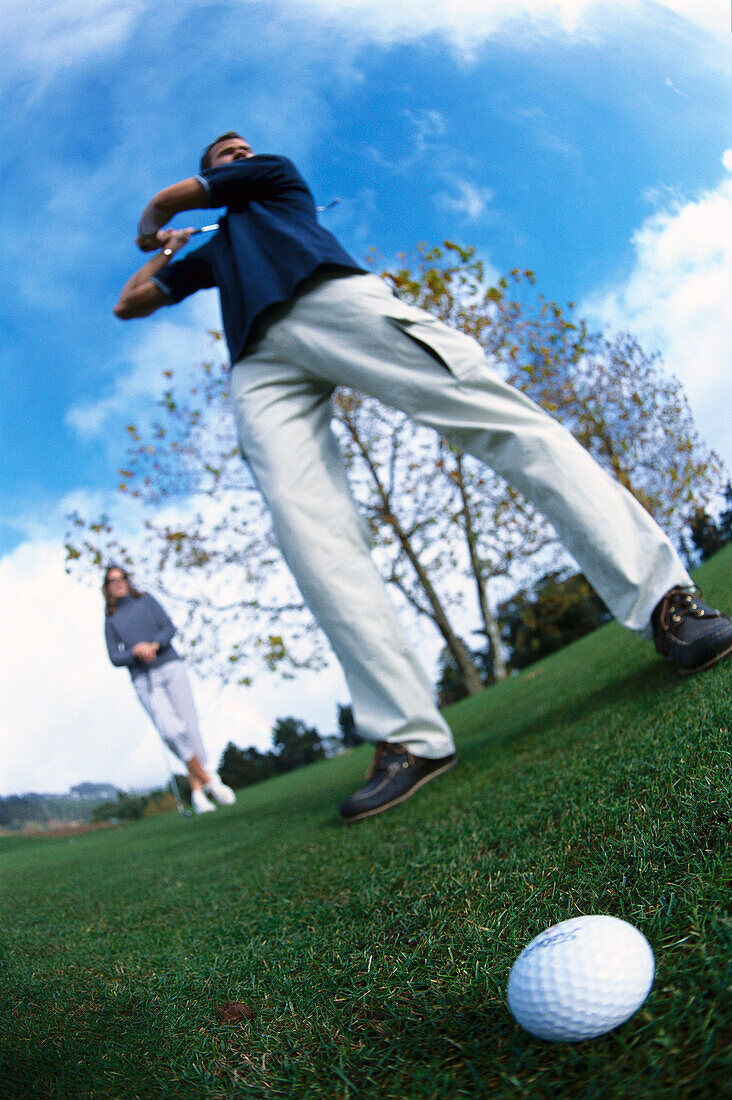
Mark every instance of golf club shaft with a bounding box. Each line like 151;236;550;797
167;769;189;817
187;199;338;236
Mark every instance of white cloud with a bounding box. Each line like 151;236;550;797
3;0;724;97
0;536;348;797
0;0;146;97
582;150;732;469
1;538;148;795
438;179;496;221
271;0;728;53
65;293;222;439
653;0;728;35
663;76;686;96
405;109;448;149
365;109;450;176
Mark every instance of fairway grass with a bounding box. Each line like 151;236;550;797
1;547;730;1099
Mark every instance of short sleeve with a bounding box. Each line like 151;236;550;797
152;247;216;304
198;156;305;210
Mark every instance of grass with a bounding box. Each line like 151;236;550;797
0;546;730;1099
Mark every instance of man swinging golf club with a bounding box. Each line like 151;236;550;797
114;132;732;823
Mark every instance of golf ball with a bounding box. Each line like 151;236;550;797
507;915;655;1042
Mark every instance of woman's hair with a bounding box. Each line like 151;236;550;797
200;131;244;171
102;565;144;617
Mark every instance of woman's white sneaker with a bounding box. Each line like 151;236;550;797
204;776;236;806
191;788;217;814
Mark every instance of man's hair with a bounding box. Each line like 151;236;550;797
200;132;244;171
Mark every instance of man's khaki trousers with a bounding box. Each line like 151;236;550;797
231;273;692;758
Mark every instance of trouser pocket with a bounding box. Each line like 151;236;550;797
386;309;487;382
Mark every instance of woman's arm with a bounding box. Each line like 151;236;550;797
104;619;137;667
148;596;177;650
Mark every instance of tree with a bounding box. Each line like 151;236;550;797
387;245;724;541
722;483;732;538
337;245;723;692
66;243;726;698
271;717;325;771
499;571;611;672
435;642;496;708
688;482;732;562
65;352;328;685
337;704;362;748
334;391;490;695
333;393;561;691
218;719;325;790
218;742;277;790
91;791;150;822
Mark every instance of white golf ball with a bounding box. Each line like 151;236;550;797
507;914;655;1042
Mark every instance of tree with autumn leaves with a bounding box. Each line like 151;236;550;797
66;243;725;696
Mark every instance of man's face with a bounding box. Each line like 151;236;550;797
209;136;254;167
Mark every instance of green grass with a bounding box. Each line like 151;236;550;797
1;547;730;1099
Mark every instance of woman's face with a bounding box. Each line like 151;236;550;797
106;570;130;598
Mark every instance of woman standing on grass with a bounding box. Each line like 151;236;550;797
102;564;235;815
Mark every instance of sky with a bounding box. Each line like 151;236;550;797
1;0;731;797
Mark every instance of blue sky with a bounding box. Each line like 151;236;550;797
1;0;731;796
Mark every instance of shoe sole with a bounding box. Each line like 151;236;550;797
673;639;732;676
342;756;457;823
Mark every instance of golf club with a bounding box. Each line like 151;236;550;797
165;766;192;819
188;198;340;236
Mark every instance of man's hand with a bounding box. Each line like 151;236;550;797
115;228;196;319
136;227;195;253
136;177;208;250
137;231;165;253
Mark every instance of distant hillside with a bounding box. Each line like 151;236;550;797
0;787;118;831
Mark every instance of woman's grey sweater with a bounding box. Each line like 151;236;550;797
105;593;180;678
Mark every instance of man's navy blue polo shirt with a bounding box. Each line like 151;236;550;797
151;154;364;363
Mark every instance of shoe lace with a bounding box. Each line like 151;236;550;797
656;587;707;633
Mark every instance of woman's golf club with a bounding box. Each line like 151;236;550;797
166;768;192;818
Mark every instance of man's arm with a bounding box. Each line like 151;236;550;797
114;228;193;319
136;177;208;251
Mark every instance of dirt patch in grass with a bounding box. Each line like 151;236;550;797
21;821;125;838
